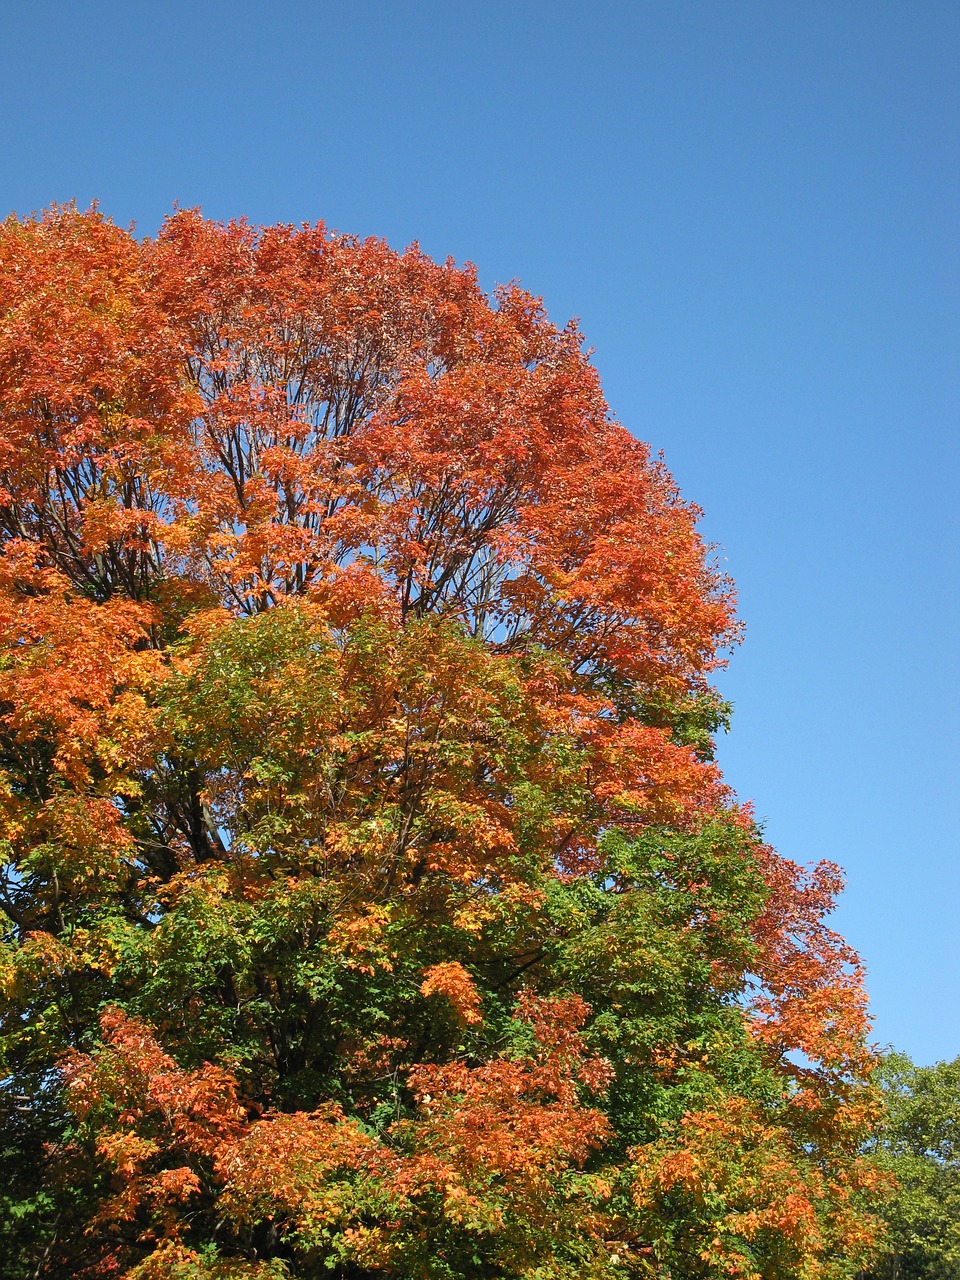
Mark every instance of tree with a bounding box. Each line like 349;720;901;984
862;1052;960;1279
0;204;885;1278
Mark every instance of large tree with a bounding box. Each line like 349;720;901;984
0;205;883;1278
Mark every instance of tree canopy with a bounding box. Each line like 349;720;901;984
0;205;884;1278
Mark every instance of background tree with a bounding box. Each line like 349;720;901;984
861;1052;960;1280
0;205;885;1278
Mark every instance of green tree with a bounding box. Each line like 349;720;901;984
864;1052;960;1280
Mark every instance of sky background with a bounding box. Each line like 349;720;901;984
1;1;957;1064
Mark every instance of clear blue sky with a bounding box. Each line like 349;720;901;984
2;1;957;1064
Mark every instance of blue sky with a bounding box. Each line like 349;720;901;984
2;1;957;1064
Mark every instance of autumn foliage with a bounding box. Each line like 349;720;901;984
0;205;883;1278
